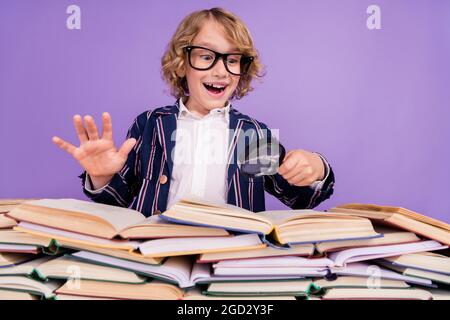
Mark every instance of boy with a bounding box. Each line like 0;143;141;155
52;8;335;217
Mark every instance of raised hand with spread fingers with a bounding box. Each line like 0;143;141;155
52;112;136;189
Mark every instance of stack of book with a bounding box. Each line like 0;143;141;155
0;198;449;300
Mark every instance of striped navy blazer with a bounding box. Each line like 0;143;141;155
79;100;335;217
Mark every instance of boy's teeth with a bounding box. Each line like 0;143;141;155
206;83;225;89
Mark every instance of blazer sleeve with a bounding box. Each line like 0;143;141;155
264;157;335;209
259;123;335;209
78;111;149;208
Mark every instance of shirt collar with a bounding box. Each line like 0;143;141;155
178;98;230;122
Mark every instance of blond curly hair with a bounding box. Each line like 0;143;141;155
161;7;264;100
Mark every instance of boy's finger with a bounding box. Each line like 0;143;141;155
52;136;77;156
117;138;137;159
281;162;307;181
287;171;310;186
101;112;113;141
73;115;88;144
84;115;99;140
277;154;297;176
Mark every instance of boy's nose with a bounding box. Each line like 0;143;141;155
211;57;229;77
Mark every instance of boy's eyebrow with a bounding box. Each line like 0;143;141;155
195;42;239;52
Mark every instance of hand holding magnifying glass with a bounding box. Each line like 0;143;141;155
239;137;326;186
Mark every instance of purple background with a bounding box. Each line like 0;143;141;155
1;0;449;222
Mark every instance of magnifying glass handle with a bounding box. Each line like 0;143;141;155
278;143;286;166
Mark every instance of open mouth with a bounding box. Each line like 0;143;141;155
203;83;227;95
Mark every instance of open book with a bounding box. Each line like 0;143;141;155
197;226;421;262
1;228;163;264
210;259;434;287
325;240;447;267
315;226;421;254
375;252;450;285
328;203;450;246
375;259;450;286
210;240;446;280
0;252;37;268
320;287;433;300
307;276;420;299
15;222;265;258
0;255;146;284
314;275;409;290
0;230;63;255
161;198;381;245
54;294;117;300
203;276;412;297
329;262;433;287
0;199;37;214
70;252;198;288
380;252;450;275
0;276;62;300
0;243;40;255
70;251;304;288
55;279;184;300
198;243;315;263
183;287;297;300
7;199;229;239
56;241;163;265
40;255;146;284
204;279;315;297
0;214;17;229
0;289;37;300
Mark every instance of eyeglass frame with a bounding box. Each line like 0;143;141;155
183;45;254;76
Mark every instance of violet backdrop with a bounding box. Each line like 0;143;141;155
1;0;449;222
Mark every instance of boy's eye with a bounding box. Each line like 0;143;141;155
226;56;241;65
200;55;214;61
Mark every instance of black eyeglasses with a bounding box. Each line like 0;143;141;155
184;45;254;76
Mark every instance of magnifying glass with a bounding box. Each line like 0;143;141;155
238;136;286;177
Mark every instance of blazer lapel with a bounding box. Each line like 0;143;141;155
226;107;247;193
155;102;179;177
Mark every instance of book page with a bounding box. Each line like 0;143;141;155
0;214;17;228
138;234;264;257
22;199;146;233
0;199;36;205
387;213;450;245
177;197;253;213
71;251;193;288
330;262;432;286
0;255;54;276
16;222;141;250
175;199;272;224
335;203;450;231
329;240;447;267
257;209;362;226
127;215;227;229
0;229;53;247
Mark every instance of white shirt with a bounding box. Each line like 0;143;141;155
165;98;230;209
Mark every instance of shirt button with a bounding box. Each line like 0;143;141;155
159;175;168;184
